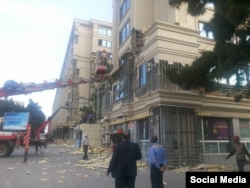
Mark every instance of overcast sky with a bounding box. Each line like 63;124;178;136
0;0;113;117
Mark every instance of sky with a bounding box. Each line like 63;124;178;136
0;0;113;118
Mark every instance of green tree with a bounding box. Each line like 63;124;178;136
25;99;46;137
0;99;46;135
0;99;25;116
79;105;94;123
167;0;250;101
78;93;98;123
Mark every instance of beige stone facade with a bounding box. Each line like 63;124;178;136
51;1;250;167
101;0;250;166
50;18;112;148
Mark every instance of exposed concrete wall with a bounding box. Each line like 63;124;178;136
79;123;102;148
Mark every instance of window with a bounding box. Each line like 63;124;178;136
98;39;112;48
97;50;112;59
218;69;249;87
238;120;250;152
247;143;250;151
198;22;214;39
204;142;218;153
113;81;125;102
139;63;147;87
204;142;230;153
74;35;78;44
239;119;250;139
120;0;130;20
107;41;111;48
99;27;112;36
203;118;230;140
119;20;130;45
119;59;125;66
202;117;231;154
205;3;214;8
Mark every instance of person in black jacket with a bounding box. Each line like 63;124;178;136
106;131;142;188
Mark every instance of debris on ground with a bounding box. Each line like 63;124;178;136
65;145;241;172
67;146;149;170
190;163;236;172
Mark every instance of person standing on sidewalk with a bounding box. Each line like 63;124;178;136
82;135;89;160
226;135;250;172
148;135;167;188
106;131;142;188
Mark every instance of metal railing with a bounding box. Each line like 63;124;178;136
140;143;203;168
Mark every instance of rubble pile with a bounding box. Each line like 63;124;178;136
190;163;236;172
66;146;241;172
67;146;149;170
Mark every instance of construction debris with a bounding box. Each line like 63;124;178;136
190;163;236;172
66;146;240;172
67;146;149;170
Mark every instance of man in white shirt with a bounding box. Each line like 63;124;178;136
82;135;89;160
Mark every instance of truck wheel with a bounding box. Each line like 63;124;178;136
8;146;14;155
0;144;9;157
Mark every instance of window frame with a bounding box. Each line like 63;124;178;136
120;0;130;20
198;21;214;39
99;27;112;36
98;39;112;48
119;20;130;45
139;62;147;87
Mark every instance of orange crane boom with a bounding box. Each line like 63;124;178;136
0;76;103;98
0;58;109;157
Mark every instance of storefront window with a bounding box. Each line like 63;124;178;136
202;117;231;154
239;119;250;138
204;143;218;153
204;142;230;153
203;118;230;140
246;143;250;151
219;142;230;153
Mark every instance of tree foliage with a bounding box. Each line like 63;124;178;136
78;93;98;123
0;99;46;135
0;99;25;116
79;105;95;123
26;99;46;136
168;0;250;100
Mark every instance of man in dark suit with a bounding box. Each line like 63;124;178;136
106;131;142;188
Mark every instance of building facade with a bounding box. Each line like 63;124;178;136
50;18;112;146
97;0;250;166
50;1;250;167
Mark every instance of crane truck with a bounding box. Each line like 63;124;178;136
0;61;108;157
0;106;65;157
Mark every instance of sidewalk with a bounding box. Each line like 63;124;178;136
3;144;248;188
0;144;186;188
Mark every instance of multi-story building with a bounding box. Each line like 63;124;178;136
50;1;250;167
50;18;112;146
97;0;250;166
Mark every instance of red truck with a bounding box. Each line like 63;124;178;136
0;63;108;157
0;106;64;157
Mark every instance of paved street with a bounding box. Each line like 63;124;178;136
0;144;185;188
